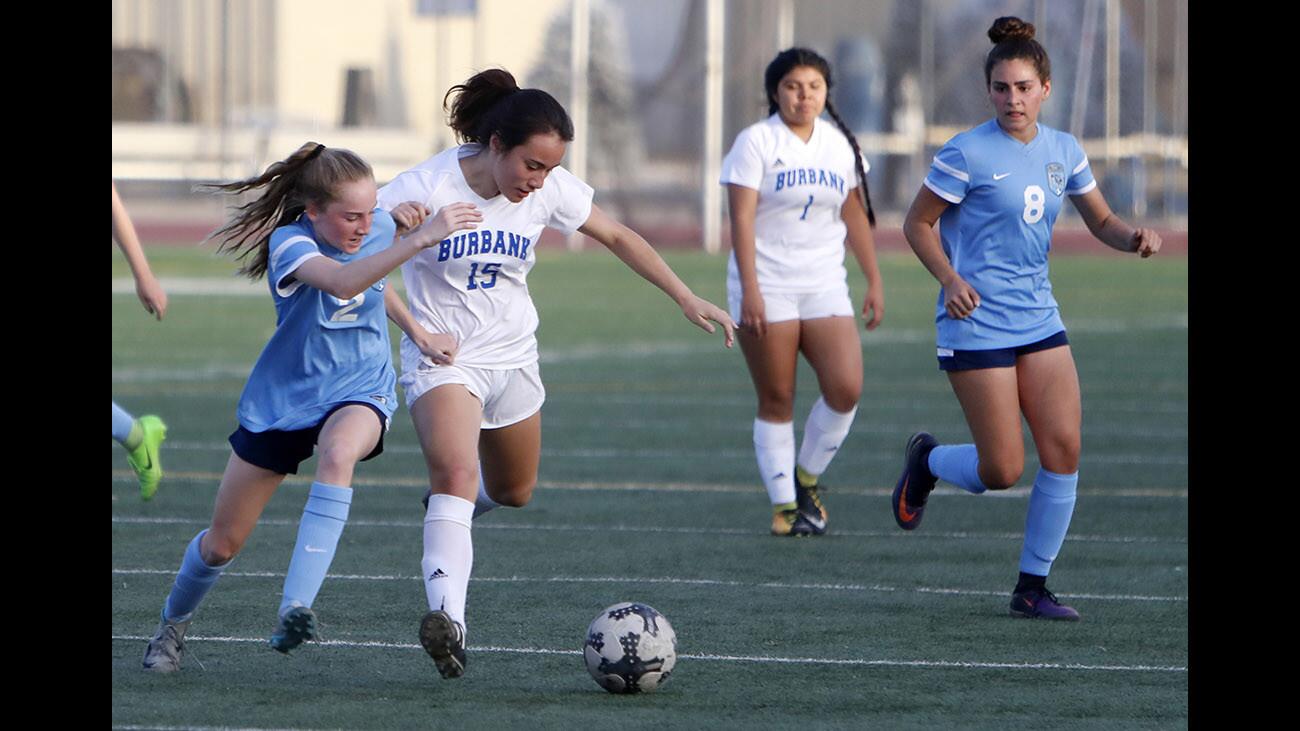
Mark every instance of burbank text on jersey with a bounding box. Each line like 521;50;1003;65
773;167;847;195
436;229;532;262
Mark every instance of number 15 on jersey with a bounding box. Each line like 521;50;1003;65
467;262;501;290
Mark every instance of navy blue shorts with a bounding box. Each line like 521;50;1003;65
937;331;1069;372
228;402;388;475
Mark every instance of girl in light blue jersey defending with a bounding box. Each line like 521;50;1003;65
142;142;481;672
891;17;1161;621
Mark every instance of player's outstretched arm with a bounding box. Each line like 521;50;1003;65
112;182;168;320
384;287;458;366
295;202;482;299
579;204;735;348
904;186;980;319
1070;189;1163;258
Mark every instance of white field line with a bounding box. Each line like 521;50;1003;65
115;440;1190;466
108;634;1186;673
110;515;1188;544
110;471;1190;499
110;568;1187;602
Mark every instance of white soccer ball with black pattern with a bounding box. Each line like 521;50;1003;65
583;602;677;693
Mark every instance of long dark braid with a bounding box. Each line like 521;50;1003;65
823;99;876;227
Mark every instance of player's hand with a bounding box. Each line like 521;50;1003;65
739;290;767;338
136;273;168;321
391;201;431;235
861;286;884;331
413;328;459;366
1132;228;1162;258
407;202;482;247
681;295;735;348
941;274;980;319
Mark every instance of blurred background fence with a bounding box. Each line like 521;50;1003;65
112;0;1187;248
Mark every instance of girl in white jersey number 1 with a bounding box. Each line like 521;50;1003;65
722;48;884;537
377;69;735;679
892;17;1162;621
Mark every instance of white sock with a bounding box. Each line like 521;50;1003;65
422;494;475;632
472;467;500;519
753;419;796;506
796;398;858;478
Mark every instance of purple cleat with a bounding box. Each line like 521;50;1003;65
1009;586;1081;621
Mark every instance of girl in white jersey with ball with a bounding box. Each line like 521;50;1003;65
377;69;735;679
722;48;884;537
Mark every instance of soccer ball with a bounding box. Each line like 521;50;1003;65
583;602;677;693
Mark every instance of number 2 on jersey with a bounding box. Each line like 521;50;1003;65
800;194;814;220
467;262;501;290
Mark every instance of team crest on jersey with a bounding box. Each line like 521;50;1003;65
1045;163;1066;196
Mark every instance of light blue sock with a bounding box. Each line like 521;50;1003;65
927;444;987;494
279;482;353;618
112;401;135;444
1019;468;1079;576
163;530;231;623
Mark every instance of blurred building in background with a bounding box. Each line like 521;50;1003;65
112;0;1188;246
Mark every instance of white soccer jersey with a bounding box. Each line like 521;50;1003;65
377;144;594;369
720;114;869;293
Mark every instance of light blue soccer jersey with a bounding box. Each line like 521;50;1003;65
235;210;399;432
923;119;1096;350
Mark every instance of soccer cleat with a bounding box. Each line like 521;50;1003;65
892;432;938;530
1009;586;1081;621
794;476;828;534
419;610;467;679
127;415;167;500
269;606;319;654
142;616;190;672
770;508;820;537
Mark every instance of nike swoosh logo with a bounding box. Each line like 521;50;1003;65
896;481;918;522
993;172;1011;181
304;546;326;553
804;513;827;529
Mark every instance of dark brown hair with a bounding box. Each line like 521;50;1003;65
984;16;1051;86
445;68;574;152
199;143;372;279
764;48;875;226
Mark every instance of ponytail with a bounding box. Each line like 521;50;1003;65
200;142;372;279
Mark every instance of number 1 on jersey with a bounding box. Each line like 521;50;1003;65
800;194;814;220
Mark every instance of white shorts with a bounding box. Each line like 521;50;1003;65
726;280;854;325
399;361;545;429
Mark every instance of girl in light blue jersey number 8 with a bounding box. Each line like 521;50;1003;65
892;17;1161;621
142;142;480;672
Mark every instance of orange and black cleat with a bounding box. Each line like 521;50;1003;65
892;432;938;530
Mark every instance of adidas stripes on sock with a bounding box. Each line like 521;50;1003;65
753;419;796;506
796;398;857;479
422;494;475;632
